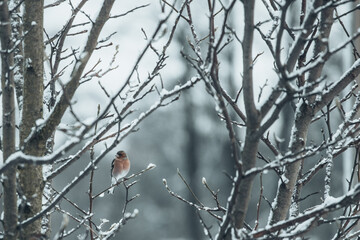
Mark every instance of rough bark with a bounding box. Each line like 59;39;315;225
0;1;18;239
24;0;116;149
18;0;45;238
17;0;116;237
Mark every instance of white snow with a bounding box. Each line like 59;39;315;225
35;118;45;126
158;12;167;21
147;163;156;169
324;195;339;206
202;177;207;185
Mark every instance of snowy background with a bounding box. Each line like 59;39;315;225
0;0;357;239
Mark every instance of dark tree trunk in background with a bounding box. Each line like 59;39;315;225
178;28;202;240
0;1;18;239
183;92;202;240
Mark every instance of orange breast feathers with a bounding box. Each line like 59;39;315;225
112;157;130;180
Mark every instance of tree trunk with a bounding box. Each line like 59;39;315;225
183;93;202;240
269;104;313;223
231;0;260;229
0;1;18;239
269;4;334;224
18;0;45;238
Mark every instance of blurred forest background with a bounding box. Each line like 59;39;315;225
45;1;239;239
1;0;360;239
48;1;238;239
45;1;355;239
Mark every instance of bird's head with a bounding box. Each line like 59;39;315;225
116;151;126;158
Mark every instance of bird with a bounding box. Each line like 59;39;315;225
108;150;130;194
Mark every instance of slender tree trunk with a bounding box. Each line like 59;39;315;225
0;1;18;239
18;0;45;238
232;134;260;229
231;0;261;229
269;4;334;224
269;105;313;223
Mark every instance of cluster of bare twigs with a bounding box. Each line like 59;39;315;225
159;0;360;239
0;0;202;239
54;163;156;240
3;0;360;239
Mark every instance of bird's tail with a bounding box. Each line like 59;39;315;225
108;177;116;194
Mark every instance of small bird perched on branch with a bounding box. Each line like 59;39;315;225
108;151;130;194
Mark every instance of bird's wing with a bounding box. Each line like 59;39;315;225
110;158;115;177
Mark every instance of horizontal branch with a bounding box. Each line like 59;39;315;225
251;183;360;238
244;132;360;179
163;179;223;221
92;163;156;199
